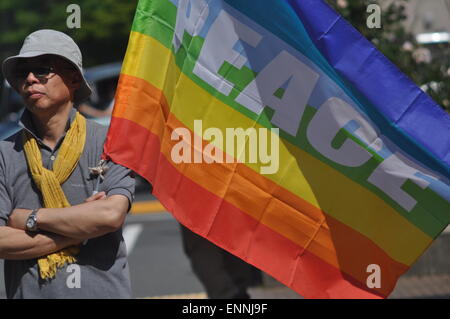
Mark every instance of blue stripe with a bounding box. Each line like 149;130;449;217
224;0;450;179
287;0;450;178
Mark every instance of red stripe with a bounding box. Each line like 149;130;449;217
105;116;385;298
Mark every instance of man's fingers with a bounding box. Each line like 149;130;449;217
85;191;107;202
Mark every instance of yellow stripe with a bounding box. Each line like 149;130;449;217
144;292;207;299
120;31;432;265
131;200;166;214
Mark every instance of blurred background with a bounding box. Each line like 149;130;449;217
0;0;449;299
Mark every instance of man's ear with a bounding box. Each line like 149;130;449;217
71;72;82;89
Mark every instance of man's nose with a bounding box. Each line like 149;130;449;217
25;72;40;85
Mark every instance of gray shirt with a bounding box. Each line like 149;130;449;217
0;107;135;299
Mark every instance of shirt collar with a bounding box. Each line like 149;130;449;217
18;107;78;149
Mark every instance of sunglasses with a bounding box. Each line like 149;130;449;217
12;65;56;81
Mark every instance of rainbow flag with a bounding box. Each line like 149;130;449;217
103;0;450;298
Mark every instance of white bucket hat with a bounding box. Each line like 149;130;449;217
2;29;92;103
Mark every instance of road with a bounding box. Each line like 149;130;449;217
126;212;205;298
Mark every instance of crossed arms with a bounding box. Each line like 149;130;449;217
0;192;129;260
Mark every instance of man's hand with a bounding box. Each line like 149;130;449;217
0;227;85;260
7;208;30;231
85;191;107;203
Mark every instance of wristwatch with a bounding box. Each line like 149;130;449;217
25;209;39;232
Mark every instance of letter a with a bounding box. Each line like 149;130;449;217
367;4;381;29
66;264;81;288
171;128;192;164
66;4;81;29
366;264;381;289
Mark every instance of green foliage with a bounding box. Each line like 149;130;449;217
326;0;450;112
0;0;138;67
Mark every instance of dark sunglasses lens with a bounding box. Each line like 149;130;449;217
32;67;52;77
12;68;28;79
13;66;52;79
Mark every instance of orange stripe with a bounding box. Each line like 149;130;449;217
112;73;170;136
110;77;409;295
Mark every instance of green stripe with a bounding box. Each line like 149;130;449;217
129;0;450;237
132;0;176;48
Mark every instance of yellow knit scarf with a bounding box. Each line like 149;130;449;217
22;111;86;280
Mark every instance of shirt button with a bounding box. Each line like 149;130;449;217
50;155;56;161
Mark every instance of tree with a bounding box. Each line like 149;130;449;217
326;0;450;112
0;0;138;67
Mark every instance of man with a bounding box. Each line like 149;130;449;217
180;224;262;299
0;30;135;298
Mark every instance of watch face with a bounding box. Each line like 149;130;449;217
27;218;35;229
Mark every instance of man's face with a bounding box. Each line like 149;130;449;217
10;55;81;113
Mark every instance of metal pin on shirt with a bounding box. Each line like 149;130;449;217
88;159;110;196
84;160;110;246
